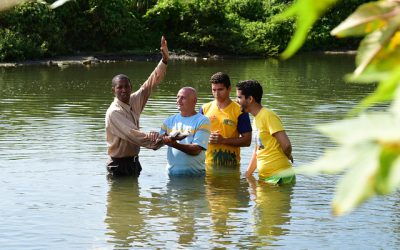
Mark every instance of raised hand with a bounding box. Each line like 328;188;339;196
160;36;169;63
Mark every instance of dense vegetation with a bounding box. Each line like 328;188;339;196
0;0;368;61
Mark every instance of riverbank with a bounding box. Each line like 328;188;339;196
0;51;238;67
0;50;356;67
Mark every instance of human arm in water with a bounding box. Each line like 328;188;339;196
273;130;293;163
245;147;257;177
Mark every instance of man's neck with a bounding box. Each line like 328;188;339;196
180;110;197;117
250;104;263;117
216;98;231;109
116;97;130;105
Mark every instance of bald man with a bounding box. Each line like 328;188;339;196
105;36;169;177
160;87;211;176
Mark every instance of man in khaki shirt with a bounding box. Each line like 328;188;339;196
105;36;169;177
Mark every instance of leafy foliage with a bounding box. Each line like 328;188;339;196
0;2;62;60
277;0;400;215
0;0;31;11
84;0;145;51
0;0;363;61
181;0;242;53
304;0;369;51
227;0;267;22
273;0;338;59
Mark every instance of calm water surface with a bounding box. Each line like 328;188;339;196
1;54;399;249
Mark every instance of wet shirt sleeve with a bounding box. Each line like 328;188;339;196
107;110;162;149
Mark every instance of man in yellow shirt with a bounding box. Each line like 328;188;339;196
200;72;252;167
105;36;169;177
236;80;295;184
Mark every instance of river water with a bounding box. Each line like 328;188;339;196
1;54;399;249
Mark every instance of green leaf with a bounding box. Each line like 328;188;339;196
354;30;385;75
294;143;376;175
332;143;380;216
301;98;400;216
345;67;387;83
352;65;400;113
273;0;337;59
277;0;400;217
331;3;400;77
354;21;400;76
391;87;400;113
317;113;400;146
331;1;398;38
375;147;400;195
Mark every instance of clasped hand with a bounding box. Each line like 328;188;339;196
209;131;223;144
145;131;161;142
160;131;189;146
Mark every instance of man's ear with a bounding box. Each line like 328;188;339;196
247;95;254;103
111;87;115;94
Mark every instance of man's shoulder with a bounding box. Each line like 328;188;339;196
106;101;120;115
197;112;210;120
229;101;243;113
201;101;214;113
164;113;180;122
257;108;281;124
195;113;211;127
225;101;247;119
230;101;240;107
261;107;278;117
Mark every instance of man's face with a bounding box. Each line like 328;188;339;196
112;79;132;104
177;88;196;113
236;89;249;113
212;83;230;102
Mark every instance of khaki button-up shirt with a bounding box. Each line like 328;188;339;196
105;60;167;158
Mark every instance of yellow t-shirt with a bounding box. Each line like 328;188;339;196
254;107;292;178
201;101;250;166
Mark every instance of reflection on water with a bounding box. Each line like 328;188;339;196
1;54;398;249
164;176;207;247
105;176;209;249
205;167;249;238
247;176;293;248
105;177;144;248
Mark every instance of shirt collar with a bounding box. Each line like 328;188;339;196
114;97;131;111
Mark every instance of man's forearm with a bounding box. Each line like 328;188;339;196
169;141;202;155
221;135;251;147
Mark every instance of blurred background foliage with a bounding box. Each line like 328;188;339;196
275;0;400;216
0;0;368;61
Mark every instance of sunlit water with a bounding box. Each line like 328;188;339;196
1;54;399;249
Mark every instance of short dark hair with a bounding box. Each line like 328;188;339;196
210;72;231;89
236;80;263;104
112;74;131;87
